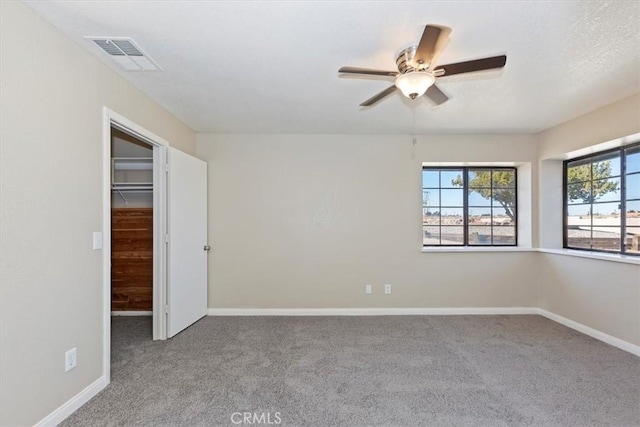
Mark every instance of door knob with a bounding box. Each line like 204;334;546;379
203;245;211;251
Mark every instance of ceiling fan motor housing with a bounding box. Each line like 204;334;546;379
396;46;425;73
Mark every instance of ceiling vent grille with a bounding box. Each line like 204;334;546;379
86;37;161;71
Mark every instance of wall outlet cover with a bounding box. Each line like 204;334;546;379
65;347;77;372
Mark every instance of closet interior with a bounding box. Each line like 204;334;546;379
111;128;153;313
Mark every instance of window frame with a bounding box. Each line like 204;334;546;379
562;141;640;256
422;166;518;247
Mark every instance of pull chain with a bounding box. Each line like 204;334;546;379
411;108;417;159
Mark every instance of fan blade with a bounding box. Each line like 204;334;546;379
424;84;449;105
339;66;398;77
414;25;452;68
360;85;397;107
434;55;507;77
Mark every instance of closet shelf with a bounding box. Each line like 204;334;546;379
112;157;153;171
111;157;153;203
111;157;153;188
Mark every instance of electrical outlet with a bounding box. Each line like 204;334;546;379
384;284;392;294
65;347;77;372
365;284;372;294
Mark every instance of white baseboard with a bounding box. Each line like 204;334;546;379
207;307;538;316
34;375;107;427
111;311;152;316
536;308;640;357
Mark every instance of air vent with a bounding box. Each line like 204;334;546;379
86;37;161;71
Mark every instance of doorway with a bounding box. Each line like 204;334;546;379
103;109;170;384
102;108;208;385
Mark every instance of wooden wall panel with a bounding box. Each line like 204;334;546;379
111;208;152;311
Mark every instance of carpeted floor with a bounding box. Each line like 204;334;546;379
62;315;640;427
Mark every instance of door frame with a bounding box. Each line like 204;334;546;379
102;107;169;384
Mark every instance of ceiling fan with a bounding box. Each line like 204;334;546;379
339;24;507;107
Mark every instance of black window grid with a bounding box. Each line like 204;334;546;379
563;141;640;256
422;167;518;247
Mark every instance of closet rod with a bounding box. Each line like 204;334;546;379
111;187;152;192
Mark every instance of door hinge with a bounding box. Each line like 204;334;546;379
164;305;169;314
165;233;169;244
165;163;169;173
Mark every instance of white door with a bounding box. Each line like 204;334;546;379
167;147;208;338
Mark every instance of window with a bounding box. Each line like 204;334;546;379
422;167;517;246
564;142;640;255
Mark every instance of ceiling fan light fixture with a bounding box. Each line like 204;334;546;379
395;71;435;99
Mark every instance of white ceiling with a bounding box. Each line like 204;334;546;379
25;0;640;134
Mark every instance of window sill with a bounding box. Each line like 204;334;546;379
421;246;640;263
536;248;640;265
422;246;534;253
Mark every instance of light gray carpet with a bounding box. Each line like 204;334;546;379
62;315;640;426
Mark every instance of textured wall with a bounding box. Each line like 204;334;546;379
0;1;196;425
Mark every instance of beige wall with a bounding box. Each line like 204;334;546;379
0;1;196;425
538;93;640;160
197;134;538;310
536;93;640;347
538;254;640;345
